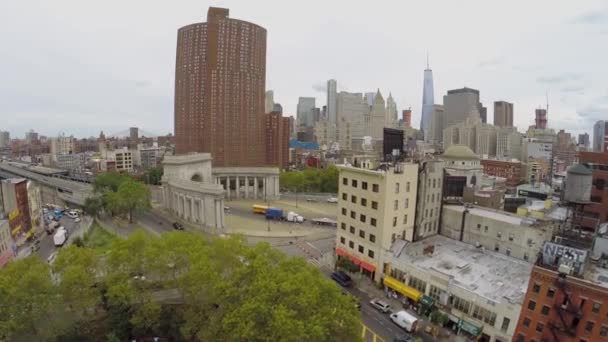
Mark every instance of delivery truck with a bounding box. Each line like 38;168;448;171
265;207;284;220
390;310;419;333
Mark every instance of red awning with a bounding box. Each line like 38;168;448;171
336;247;375;271
360;260;376;272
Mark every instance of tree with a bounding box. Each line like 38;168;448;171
84;195;104;217
147;166;164;185
93;171;129;193
116;178;151;223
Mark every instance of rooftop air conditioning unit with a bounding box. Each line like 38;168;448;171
558;264;572;275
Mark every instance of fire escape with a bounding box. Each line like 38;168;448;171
548;273;582;341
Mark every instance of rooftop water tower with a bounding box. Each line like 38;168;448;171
564;164;592;203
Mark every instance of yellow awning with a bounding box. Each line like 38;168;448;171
383;276;422;302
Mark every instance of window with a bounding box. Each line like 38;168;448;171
394;200;399;210
471;304;497;326
342;193;347;200
516;334;525;342
536;322;544;333
406;182;410;192
350;226;355;234
351;195;357;203
351;179;358;187
509;233;514;241
432;179;436;188
585;321;594;333
361;198;367;206
600;325;608;337
408;276;427;293
541;305;550;316
393;217;397;227
523;317;531;327
350;211;356;219
497;231;502;239
358;245;364;253
360;214;366;223
477;223;481;230
501;317;511;332
362;181;368;190
370;234;376;243
348;241;354;248
405;198;409;208
395;182;400;193
592;302;601;313
506;248;511;256
533;283;541;293
340;237;345;244
340;223;346;230
403;214;408;224
371;201;378;209
359;230;365;238
547;288;555;298
341;208;347;215
484;225;488;232
494;243;499;252
528;300;536;311
343;177;348;185
452;295;470;314
372;184;379;192
524;253;529;261
370;218;377;227
368;250;374;258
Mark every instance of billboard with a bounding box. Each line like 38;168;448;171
542;241;588;275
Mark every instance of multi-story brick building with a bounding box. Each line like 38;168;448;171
579;152;608;230
481;159;524;189
174;7;267;167
264;111;290;169
413;158;443;241
335;162;418;281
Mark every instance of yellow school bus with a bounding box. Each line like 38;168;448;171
252;205;269;215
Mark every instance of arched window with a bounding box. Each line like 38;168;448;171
191;173;203;182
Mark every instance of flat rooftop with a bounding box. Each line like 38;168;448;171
393;235;532;305
444;204;524;226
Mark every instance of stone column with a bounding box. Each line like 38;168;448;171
226;177;231;200
245;176;249;199
236;176;240;199
275;176;280;198
190;197;196;223
254;177;258;199
263;177;267;201
199;199;205;225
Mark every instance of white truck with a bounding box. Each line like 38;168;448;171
53;227;67;247
390;310;419;333
285;211;304;223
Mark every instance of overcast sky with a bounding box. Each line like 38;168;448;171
1;0;607;140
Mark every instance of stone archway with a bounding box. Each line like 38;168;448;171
191;173;203;182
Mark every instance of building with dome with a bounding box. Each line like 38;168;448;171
441;145;483;200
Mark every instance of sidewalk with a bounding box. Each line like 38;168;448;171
356;276;462;342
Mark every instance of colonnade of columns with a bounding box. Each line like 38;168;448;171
215;175;279;200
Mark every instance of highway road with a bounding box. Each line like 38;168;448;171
35;215;85;261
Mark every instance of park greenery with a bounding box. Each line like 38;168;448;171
85;172;151;223
280;166;339;194
0;231;361;341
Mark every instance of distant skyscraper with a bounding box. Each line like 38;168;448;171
386;93;398;128
402;109;412;127
443;87;482;129
578;133;590;148
265;90;275;114
364;92;375;106
0;131;9;148
327;79;337;124
297;97;316;128
25;129;39;144
494;101;513;128
272;103;283;114
174;7;266;167
479;106;487;124
535;108;547;129
421;60;435;141
593;120;607;152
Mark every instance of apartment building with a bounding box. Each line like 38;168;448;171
335;162;418;281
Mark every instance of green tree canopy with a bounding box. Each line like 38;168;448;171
280;166;339;193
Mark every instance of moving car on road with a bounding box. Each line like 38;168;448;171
369;299;392;313
331;271;352;287
326;197;338;203
172;222;184;230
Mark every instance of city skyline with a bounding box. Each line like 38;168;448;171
1;0;607;138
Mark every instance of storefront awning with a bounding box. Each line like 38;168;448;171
383;276;422;302
336;248;376;272
459;319;482;336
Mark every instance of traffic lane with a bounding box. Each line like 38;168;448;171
138;211;175;235
227;205;336;230
348;287;400;341
36;216;81;260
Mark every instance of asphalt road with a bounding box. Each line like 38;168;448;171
36;215;84;261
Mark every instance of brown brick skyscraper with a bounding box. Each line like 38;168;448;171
174;7;266;166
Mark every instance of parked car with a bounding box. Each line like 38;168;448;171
224;206;231;212
74;217;81;223
172;222;184;230
326;197;338;203
370;299;392;313
306;198;317;202
331;271;352;287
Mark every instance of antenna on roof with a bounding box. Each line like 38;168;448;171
426;51;430;69
545;91;549;114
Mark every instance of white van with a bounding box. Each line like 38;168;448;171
390;310;419;333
